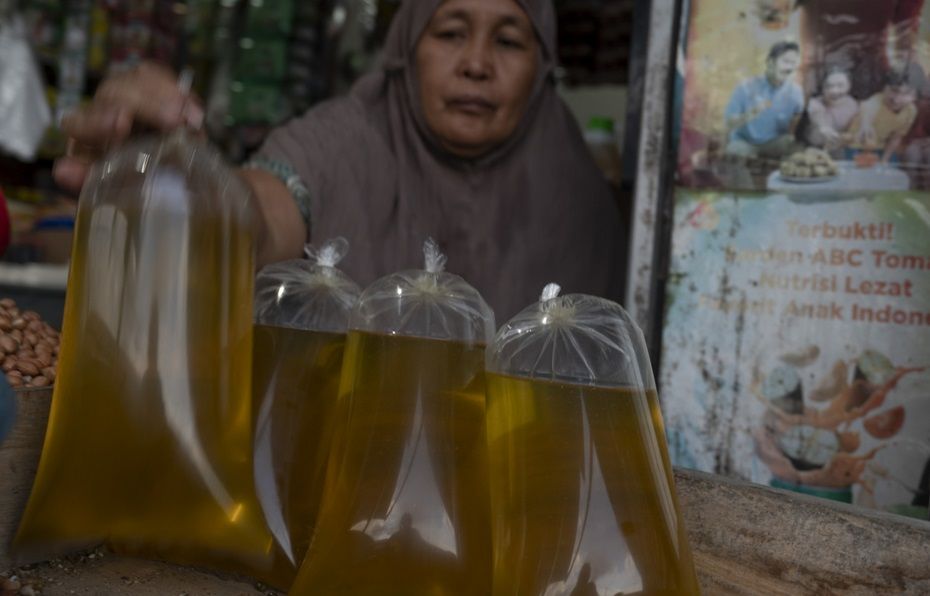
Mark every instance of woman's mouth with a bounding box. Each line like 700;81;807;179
447;96;496;115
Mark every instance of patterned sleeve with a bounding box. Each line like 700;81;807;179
241;155;314;237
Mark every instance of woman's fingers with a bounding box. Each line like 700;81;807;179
54;134;105;193
60;103;132;148
53;156;94;194
61;62;204;149
94;62;195;130
55;61;205;194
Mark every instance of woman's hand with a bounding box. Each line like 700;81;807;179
856;124;877;148
819;125;840;144
55;61;306;269
819;125;842;150
54;62;204;194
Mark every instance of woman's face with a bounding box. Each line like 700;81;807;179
823;73;850;102
416;0;539;158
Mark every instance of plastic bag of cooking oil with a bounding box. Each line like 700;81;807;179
251;237;360;588
485;284;700;595
12;130;275;576
291;238;495;595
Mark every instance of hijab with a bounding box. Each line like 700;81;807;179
258;0;624;321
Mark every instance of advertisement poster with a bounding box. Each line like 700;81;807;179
660;190;930;518
676;0;930;193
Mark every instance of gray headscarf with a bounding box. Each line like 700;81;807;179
258;0;624;321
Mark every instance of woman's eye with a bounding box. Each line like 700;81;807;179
497;36;525;50
436;29;465;41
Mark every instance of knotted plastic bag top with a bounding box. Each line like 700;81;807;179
254;237;361;332
486;283;654;389
351;238;495;344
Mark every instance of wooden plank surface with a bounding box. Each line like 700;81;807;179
3;389;930;594
675;468;930;594
3;549;276;596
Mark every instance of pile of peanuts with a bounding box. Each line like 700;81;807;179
0;298;60;389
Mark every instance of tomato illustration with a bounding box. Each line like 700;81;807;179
863;406;905;440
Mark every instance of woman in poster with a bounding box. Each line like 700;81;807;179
803;69;858;155
794;0;930;186
793;0;925;100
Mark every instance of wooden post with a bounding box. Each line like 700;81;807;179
625;0;680;362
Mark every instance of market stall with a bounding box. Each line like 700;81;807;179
1;0;929;594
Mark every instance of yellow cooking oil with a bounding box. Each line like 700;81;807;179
485;373;700;596
250;324;347;587
13;203;274;575
290;330;491;595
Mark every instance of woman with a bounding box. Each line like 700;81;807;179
53;0;623;320
793;0;925;100
804;68;858;154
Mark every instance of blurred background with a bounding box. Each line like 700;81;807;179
0;0;638;328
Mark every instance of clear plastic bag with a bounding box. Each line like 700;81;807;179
485;284;700;595
292;239;495;595
13;131;274;575
0;15;52;162
251;237;360;588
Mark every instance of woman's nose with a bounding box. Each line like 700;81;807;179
459;40;492;81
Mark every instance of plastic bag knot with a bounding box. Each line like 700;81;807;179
423;238;447;274
305;237;349;269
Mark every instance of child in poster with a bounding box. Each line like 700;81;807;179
847;71;919;166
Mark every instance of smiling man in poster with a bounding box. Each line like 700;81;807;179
724;41;804;160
